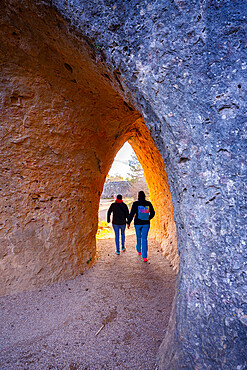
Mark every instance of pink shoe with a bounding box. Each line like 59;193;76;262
138;252;141;256
143;258;148;262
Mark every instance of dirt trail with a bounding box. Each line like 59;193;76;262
0;235;176;369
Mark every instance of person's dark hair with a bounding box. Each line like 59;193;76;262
117;194;122;200
138;191;146;201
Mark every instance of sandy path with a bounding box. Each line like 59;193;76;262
0;235;176;370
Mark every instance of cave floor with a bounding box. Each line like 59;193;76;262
0;234;176;369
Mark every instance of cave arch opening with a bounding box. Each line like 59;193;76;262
0;3;178;366
97;119;179;271
0;2;178;296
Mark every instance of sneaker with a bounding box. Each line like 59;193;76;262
137;252;142;256
143;258;148;262
115;251;120;255
122;247;126;252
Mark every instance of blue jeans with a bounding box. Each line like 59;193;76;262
112;224;126;252
134;224;150;258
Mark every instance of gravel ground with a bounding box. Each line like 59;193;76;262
0;234;176;370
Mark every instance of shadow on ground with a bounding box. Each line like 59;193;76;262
0;235;176;369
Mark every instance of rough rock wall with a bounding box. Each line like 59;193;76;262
0;0;246;368
50;0;246;368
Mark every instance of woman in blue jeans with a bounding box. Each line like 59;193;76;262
107;194;129;255
127;191;155;262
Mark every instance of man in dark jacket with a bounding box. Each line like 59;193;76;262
107;194;129;255
127;191;155;262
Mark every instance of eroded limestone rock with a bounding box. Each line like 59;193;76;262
0;0;246;368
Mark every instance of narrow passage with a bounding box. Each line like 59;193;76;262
0;235;176;369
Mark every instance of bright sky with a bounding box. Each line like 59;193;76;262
108;141;135;179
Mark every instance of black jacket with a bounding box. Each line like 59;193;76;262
107;202;129;225
127;200;155;225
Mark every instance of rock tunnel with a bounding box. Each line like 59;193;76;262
0;0;246;368
0;2;178;294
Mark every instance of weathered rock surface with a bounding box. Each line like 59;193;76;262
0;0;246;368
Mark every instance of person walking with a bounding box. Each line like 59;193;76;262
107;194;129;255
127;191;155;262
